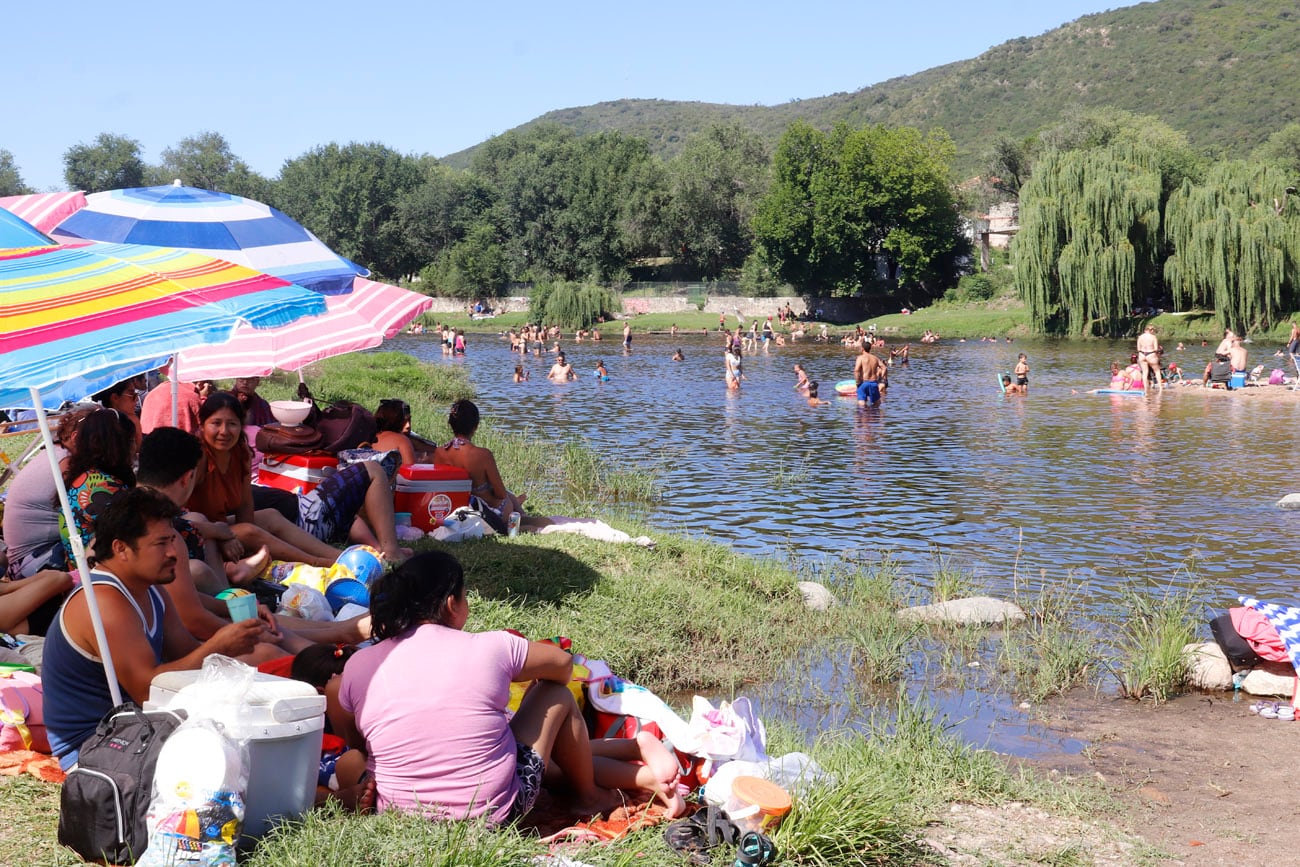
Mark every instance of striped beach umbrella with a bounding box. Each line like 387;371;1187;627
176;276;434;380
0;191;88;234
0;240;328;410
49;183;367;295
0;206;56;248
0;235;328;708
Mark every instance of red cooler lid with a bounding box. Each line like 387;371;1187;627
399;463;470;481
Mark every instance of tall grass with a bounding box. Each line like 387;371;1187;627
1107;585;1204;702
1001;574;1098;702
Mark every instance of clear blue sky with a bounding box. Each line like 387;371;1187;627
4;0;1135;191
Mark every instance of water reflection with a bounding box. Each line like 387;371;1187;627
392;332;1300;611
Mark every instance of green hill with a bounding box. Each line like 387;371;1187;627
442;0;1300;174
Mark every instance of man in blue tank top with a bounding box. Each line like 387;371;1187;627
43;487;264;769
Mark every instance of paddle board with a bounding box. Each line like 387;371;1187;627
1094;389;1146;395
834;380;857;396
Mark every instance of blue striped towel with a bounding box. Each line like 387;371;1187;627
1239;596;1300;671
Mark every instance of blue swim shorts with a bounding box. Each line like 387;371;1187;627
856;380;881;405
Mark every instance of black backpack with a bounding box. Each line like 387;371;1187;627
58;703;187;865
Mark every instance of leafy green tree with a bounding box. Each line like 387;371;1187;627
422;222;511;299
752;121;961;298
1252;122;1300;179
472;124;659;281
661;123;770;278
149;131;272;198
986;136;1033;197
1163;160;1300;333
275;142;423;278
397;163;494;266
63;133;146;192
529;280;620;329
0;150;32;196
1015;144;1163;336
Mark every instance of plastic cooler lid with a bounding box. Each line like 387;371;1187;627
150;670;325;723
398;463;470;481
262;453;339;469
730;776;792;812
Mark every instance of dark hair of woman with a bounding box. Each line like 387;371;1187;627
368;550;465;642
63;408;138;488
55;406;97;447
198;391;245;425
447;399;480;438
92;378;137;407
373;400;409;434
290;643;358;688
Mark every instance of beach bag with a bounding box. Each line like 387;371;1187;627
0;669;47;752
1270;368;1286;386
58;703;187;865
1209;613;1266;670
254;423;324;455
316;402;377;453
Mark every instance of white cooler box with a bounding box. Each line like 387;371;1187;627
148;670;326;841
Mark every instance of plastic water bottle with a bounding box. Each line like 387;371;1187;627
507;512;522;537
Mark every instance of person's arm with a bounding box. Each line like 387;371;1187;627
473;449;513;509
0;571;73;633
153;599;263;696
517;640;574;684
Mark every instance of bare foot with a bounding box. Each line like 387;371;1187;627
568;786;625;820
225;546;271;585
381;547;413;564
333;776;376;814
635;731;680;787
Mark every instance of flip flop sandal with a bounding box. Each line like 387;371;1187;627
1260;703;1280;719
663;817;713;865
732;831;778;867
1279;706;1295;722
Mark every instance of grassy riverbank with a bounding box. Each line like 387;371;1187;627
2;354;1178;865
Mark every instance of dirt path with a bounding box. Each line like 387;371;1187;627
933;689;1300;865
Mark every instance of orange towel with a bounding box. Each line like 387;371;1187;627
0;749;65;783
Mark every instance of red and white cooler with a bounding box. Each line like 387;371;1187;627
258;453;339;494
395;464;472;531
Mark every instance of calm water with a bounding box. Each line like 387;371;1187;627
394;331;1300;607
393;330;1300;754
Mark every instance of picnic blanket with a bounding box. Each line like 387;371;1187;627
523;790;676;846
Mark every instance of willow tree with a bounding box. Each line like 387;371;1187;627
1163;161;1300;334
1015;144;1162;336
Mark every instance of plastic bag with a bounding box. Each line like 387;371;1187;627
139;657;254;866
686;696;767;762
431;513;489;543
278;584;334;621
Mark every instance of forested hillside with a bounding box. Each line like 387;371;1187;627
443;0;1300;174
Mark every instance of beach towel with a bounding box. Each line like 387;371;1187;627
1237;597;1300;670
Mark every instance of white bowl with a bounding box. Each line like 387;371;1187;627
269;400;312;426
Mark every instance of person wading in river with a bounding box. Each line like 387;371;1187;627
1136;325;1163;390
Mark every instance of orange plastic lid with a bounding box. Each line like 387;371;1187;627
731;776;792;813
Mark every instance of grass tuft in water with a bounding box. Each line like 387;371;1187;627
1108;584;1204;702
1002;573;1098;702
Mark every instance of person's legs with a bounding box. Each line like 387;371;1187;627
354;461;407;561
590;731;687;815
509;681;621;816
235;515;337;567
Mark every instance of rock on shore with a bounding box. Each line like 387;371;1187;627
898;596;1025;625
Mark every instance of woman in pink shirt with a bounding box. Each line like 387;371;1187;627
338;551;683;823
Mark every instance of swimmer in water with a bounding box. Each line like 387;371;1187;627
1000;374;1026;395
513;364;529;383
792;364;810;392
805;381;830;406
671;348;684;362
595;360;608;380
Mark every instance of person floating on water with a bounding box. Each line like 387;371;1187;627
1000;374;1026;396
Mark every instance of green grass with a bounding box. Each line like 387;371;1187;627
1107;584;1205;703
1001;575;1098;703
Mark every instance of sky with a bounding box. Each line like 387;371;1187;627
3;0;1137;192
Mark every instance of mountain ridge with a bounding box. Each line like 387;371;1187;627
441;0;1300;174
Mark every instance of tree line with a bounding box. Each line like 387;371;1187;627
1002;108;1300;337
0;123;963;306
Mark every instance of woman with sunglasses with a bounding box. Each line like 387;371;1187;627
373;400;434;467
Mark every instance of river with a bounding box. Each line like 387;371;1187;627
392;329;1299;753
393;331;1300;609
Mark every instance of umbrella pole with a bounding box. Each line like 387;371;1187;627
169;360;179;428
29;388;124;707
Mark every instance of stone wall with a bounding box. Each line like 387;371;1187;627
417;294;872;324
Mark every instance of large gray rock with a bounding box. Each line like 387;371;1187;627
1241;663;1297;697
1277;493;1300;510
797;581;836;611
1184;642;1233;690
898;596;1025;625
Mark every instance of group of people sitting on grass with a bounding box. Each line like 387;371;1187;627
1;372;670;823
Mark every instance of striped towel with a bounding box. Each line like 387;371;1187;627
1239;596;1300;671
